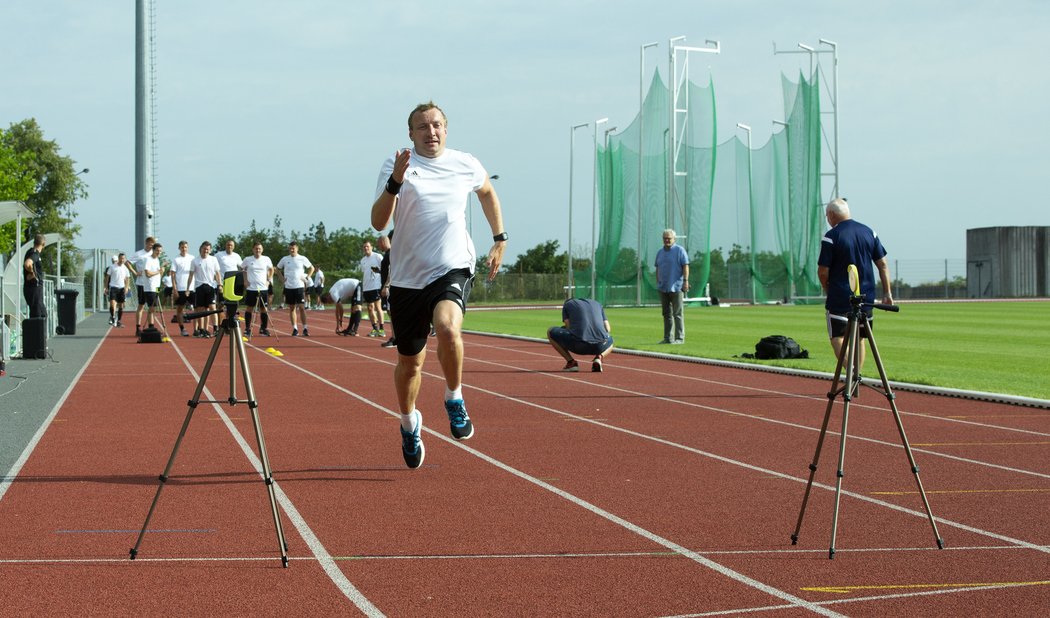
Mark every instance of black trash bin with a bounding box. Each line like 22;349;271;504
55;289;79;335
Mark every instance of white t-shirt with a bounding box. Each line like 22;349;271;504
242;255;274;291
375;147;485;289
171;254;195;291
106;263;131;289
359;253;384;292
276;254;312;290
215;250;243;276
192;255;221;290
130;248;150;286
143;255;162;291
328;278;360;303
313;269;325;287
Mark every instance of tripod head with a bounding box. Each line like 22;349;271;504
182;271;246;328
847;263;899;315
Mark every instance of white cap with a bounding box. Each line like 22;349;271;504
111;255;118;262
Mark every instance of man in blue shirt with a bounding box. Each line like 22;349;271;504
548;298;614;373
654;229;690;344
817;198;894;369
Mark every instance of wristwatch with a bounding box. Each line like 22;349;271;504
493;232;509;242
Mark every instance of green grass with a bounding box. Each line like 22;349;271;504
463;301;1050;400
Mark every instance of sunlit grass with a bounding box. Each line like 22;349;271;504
464;301;1050;400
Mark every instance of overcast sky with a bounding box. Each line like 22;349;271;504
4;0;1048;271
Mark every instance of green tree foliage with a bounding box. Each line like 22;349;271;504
215;216;381;282
508;239;567;274
0;119;87;271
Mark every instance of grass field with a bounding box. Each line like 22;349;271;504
463;300;1050;400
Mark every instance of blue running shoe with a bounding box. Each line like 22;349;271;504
444;399;474;440
400;411;425;469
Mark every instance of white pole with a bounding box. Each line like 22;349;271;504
592;118;609;298
819;39;840;199
737;123;756;304
638;42;658;306
569;123;589;297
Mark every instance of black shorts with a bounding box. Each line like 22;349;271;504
244;290;269;309
826;309;874;339
174;290;192;307
163;286;173;299
362;288;382;303
136;285;146;305
194;285;216;308
109;287;127;303
284;287;306;306
390;268;473;356
143;291;159;308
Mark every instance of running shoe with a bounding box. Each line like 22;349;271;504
381;337;397;348
592;357;603;372
302;327;310;337
562;359;579;372
259;328;271;336
444;399;474;440
400;410;425;469
108;317;115;326
292;328;299;337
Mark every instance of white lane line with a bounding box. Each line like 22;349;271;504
165;337;384;618
0;330;109;504
462;347;1050;481
283;336;1050;556
259;340;843;617
471;338;1050;438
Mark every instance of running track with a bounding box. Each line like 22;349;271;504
0;310;1047;616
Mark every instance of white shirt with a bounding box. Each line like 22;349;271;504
375;147;485;288
106;263;131;289
130;248;150;286
328;278;360;303
276;254;312;290
241;255;274;291
191;255;221;289
143;255;162;291
215;250;243;276
313;269;325;287
171;254;195;291
359;253;383;292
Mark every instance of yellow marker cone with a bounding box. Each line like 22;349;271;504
265;347;284;357
242;336;249;342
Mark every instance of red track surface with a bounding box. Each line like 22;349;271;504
1;310;1048;616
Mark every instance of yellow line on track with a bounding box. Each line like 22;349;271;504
872;488;1050;496
804;580;1050;594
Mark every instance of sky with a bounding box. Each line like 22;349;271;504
3;0;1049;273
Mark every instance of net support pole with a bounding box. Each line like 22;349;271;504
638;42;658;306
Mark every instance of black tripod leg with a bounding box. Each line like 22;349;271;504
828;314;861;559
130;326;227;560
233;327;290;567
791;320;852;546
864;326;945;550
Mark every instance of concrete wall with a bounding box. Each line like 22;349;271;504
966;226;1050;298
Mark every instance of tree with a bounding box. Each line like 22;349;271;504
508;239;568;274
0;135;36;253
0;119;87;271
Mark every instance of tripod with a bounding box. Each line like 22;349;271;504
790;295;944;559
130;303;289;567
